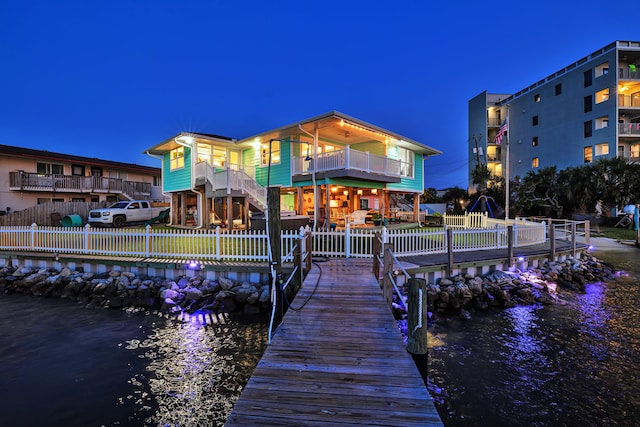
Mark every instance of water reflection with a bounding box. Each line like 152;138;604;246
122;314;267;427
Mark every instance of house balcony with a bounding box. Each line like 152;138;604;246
9;171;152;199
291;147;403;183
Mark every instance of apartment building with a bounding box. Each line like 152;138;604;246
0;144;163;214
468;40;640;191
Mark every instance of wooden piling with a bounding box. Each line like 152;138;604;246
407;277;428;355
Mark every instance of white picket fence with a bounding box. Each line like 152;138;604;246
0;217;548;261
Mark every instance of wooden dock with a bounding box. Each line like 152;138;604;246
225;258;443;426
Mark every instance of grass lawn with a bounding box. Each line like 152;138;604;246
592;225;638;241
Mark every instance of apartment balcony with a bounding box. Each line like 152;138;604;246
619;67;640;80
618;94;640;108
487;117;503;127
486;153;502;162
291;147;403;183
619;123;640;136
9;171;152;198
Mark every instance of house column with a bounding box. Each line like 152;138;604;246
296;187;304;215
243;197;249;229
226;195;233;229
413;193;420;222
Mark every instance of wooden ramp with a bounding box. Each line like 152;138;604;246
225;258;443;426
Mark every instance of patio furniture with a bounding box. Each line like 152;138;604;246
348;210;368;228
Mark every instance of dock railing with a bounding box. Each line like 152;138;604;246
373;229;427;355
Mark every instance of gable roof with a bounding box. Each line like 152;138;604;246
0;144;160;174
144;132;237;156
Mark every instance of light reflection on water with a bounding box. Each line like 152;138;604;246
426;247;640;427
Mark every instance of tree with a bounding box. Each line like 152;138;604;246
442;187;469;214
420;187;439;204
515;166;564;217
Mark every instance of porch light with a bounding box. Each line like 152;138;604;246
331;187;338;193
357;189;363;195
343;190;348;196
371;188;378;195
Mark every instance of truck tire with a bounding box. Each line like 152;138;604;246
113;216;126;227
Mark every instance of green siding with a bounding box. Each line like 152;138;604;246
255;141;292;187
351;140;385;156
163;148;193;192
387;153;424;193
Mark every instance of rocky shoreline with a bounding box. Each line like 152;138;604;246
393;251;620;327
0;266;271;317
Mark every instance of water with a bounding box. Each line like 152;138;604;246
0;295;267;427
424;245;640;426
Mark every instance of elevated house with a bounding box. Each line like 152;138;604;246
1;144;163;214
144;111;441;229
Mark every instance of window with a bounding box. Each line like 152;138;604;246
595;88;609;104
36;162;64;175
72;197;86;202
534;94;541;103
584;146;593;163
532;115;539;126
584;69;592;87
595;143;609;156
396;147;414;177
532;136;538;147
532;157;539;168
170;147;185;170
197;143;226;167
595;62;609;77
584;95;592;113
71;165;85;176
153;175;161;186
595;116;609;130
632;144;640;159
91;167;103;177
555;84;562;95
261;140;280;166
584;120;593;138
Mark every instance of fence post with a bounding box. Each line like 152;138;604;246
84;224;91;254
513;220;518;247
305;228;313;272
407;277;428;355
145;224;151;257
549;222;556;259
293;237;303;292
446;227;453;276
30;223;37;250
382;241;394;307
215;226;221;261
507;225;514;268
372;230;381;277
583;220;590;246
345;222;351;258
571;222;577;257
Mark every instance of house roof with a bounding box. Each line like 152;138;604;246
0;144;160;174
145;111;442;157
144;132;237;155
236;111;442;157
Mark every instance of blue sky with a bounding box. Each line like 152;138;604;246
0;0;629;189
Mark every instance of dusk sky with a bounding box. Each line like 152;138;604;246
0;0;629;189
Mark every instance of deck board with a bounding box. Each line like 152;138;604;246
225;258;443;426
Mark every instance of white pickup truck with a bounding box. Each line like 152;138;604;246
88;200;168;227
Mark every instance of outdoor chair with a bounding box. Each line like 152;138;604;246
348;210;368;228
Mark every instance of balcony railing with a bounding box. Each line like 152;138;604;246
292;147;403;178
195;162;266;208
619;67;640;80
618;94;640;108
9;171;151;197
619;123;640;135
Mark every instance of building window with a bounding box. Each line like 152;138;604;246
532;115;539;126
534;94;541;103
631;144;640;159
584;146;593;163
595;88;609;104
584;70;592;88
532;157;539;168
396;147;414;178
36;162;64;175
555;84;562;95
532;136;538;147
584;95;592;113
595;116;609;130
261;140;280;166
71;197;86;202
170;147;185;170
584;120;593;138
595;143;609;156
197;143;226;168
595;62;609;77
153;176;161;186
71;165;85;176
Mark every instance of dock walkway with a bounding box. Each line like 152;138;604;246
225;258;443;426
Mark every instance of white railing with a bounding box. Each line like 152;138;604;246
0;224;302;262
195;162;267;208
442;212;488;229
292;146;402;178
0;218;548;262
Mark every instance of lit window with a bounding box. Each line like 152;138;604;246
584;146;593;163
397;147;414;177
532;157;539;168
595;62;609;77
595;88;609;104
170;147;185;170
595;143;609;156
261;140;280;166
532;137;538;147
534;94;541;103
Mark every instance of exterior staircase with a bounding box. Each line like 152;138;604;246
197;163;266;211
